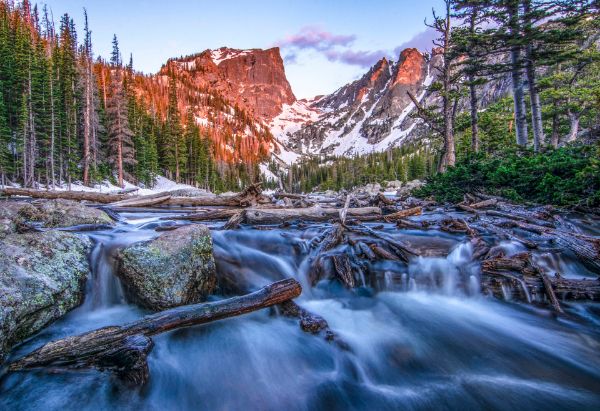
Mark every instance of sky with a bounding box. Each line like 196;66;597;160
43;0;444;98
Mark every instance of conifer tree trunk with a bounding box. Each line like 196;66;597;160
551;104;560;148
507;1;528;146
467;8;479;153
49;64;56;188
441;0;455;171
523;0;544;151
469;77;479;152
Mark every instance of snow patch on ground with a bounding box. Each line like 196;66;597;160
2;175;200;196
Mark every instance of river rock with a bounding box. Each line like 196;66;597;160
0;230;91;363
358;183;382;196
386;180;403;190
0;199;113;230
117;224;216;310
0;202;37;237
396;180;425;197
35;199;114;227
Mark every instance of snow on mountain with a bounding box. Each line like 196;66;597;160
269;48;442;159
209;47;253;65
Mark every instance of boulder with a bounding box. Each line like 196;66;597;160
0;199;113;231
117;224;216;310
35;199;114;227
396;180;425;197
358;183;382;196
0;202;38;238
0;230;91;362
386;180;403;190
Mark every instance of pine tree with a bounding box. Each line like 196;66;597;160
106;35;135;187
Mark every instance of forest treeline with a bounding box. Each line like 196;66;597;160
0;0;264;192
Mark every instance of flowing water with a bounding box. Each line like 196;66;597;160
1;210;600;410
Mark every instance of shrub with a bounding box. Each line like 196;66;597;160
414;144;600;207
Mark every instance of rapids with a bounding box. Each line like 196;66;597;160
1;209;599;410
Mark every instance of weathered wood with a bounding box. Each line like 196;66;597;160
165;183;270;207
110;194;171;207
370;244;401;261
481;252;600;305
1;187;127;203
470;198;498;209
172;209;240;221
357;241;377;260
223;211;244;230
9;278;302;385
278;300;334;339
496;219;600;273
242;206;381;224
540;272;564;313
357;206;422;222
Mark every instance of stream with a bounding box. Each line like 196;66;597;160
1;208;600;410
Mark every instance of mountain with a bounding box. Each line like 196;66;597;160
270;48;444;161
128;47;297;164
130;45;509;167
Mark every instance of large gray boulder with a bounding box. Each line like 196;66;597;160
396;180;425;197
0;230;91;362
0;199;113;233
35;199;114;227
117;224;216;310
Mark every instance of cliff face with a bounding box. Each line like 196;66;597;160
215;47;296;120
162;47;296;121
130;47;297;164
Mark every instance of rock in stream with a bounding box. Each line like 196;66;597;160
117;224;217;310
0;230;91;363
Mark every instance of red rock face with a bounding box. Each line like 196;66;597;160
217;47;296;120
392;48;425;86
161;47;296;122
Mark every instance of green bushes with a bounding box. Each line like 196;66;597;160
414;144;600;207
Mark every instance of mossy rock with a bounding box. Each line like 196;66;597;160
35;199;114;227
117;224;216;310
0;230;91;363
0;199;113;232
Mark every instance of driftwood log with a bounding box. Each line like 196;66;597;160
481;252;600;306
9;278;302;385
172;206;423;226
109;193;172;207
0;187;128;203
1;183;269;208
164;183;270;207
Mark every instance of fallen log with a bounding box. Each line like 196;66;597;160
481;252;600;305
496;220;600;273
164;183;270;207
0;187;128;203
358;206;422;222
278;300;335;340
470;198;498;209
8;278;302;385
170;206;422;225
370;244;401;261
171;209;240;221
109;193;171;207
242;206;381;224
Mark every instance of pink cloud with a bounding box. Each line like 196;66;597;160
276;26;355;51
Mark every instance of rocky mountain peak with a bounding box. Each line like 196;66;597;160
161;46;296;121
392;48;425;86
